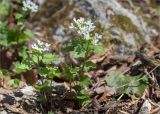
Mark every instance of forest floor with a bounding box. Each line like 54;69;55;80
0;0;160;114
0;35;160;114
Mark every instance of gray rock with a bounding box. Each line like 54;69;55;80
0;110;8;114
138;100;151;114
53;25;71;43
20;86;36;96
32;0;158;52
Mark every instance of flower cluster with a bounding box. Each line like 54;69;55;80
31;40;51;52
93;33;102;44
69;17;102;44
22;0;38;12
69;17;95;40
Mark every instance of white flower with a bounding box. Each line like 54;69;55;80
73;17;84;24
69;17;95;39
31;40;51;52
95;33;102;39
69;17;103;45
92;33;102;45
22;0;38;12
93;39;99;45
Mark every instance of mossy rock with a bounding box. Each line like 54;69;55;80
111;14;140;35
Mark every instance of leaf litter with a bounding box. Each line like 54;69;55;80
0;0;160;114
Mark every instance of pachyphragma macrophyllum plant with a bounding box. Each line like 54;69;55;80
0;0;38;87
62;17;105;106
13;39;60;109
13;17;104;110
0;0;38;47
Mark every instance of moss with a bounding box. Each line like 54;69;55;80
111;15;145;46
110;14;146;48
111;15;140;35
143;15;160;32
150;1;160;9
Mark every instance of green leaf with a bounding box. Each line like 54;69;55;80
2;69;9;76
92;45;105;55
14;13;25;25
0;70;9;78
83;61;96;71
8;79;20;88
71;50;86;58
0;26;30;47
70;67;79;74
30;50;40;54
34;80;49;91
13;62;29;74
63;38;88;59
48;111;54;114
62;63;79;80
18;46;28;59
39;67;49;78
48;67;60;79
0;24;27;47
0;22;9;46
38;67;60;79
42;54;59;64
106;71;148;98
62;37;81;52
34;84;42;91
24;29;35;38
32;55;41;64
0;0;10;18
22;59;35;69
79;75;90;87
72;40;90;58
14;13;23;19
0;71;3;77
76;91;90;104
76;93;89;100
19;29;34;42
106;72;128;88
7;28;20;45
13;59;35;74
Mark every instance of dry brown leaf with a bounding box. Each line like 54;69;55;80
0;49;14;69
98;86;116;102
22;69;38;85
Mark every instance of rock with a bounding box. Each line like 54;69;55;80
36;0;45;5
138;100;151;114
31;0;159;53
19;85;36;96
0;94;4;101
81;0;158;50
53;25;71;43
0;110;8;114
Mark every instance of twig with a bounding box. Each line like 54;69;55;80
148;64;160;75
151;107;160;114
148;99;160;114
117;94;124;101
119;110;130;114
148;99;160;107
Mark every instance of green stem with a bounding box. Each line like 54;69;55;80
78;40;90;78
